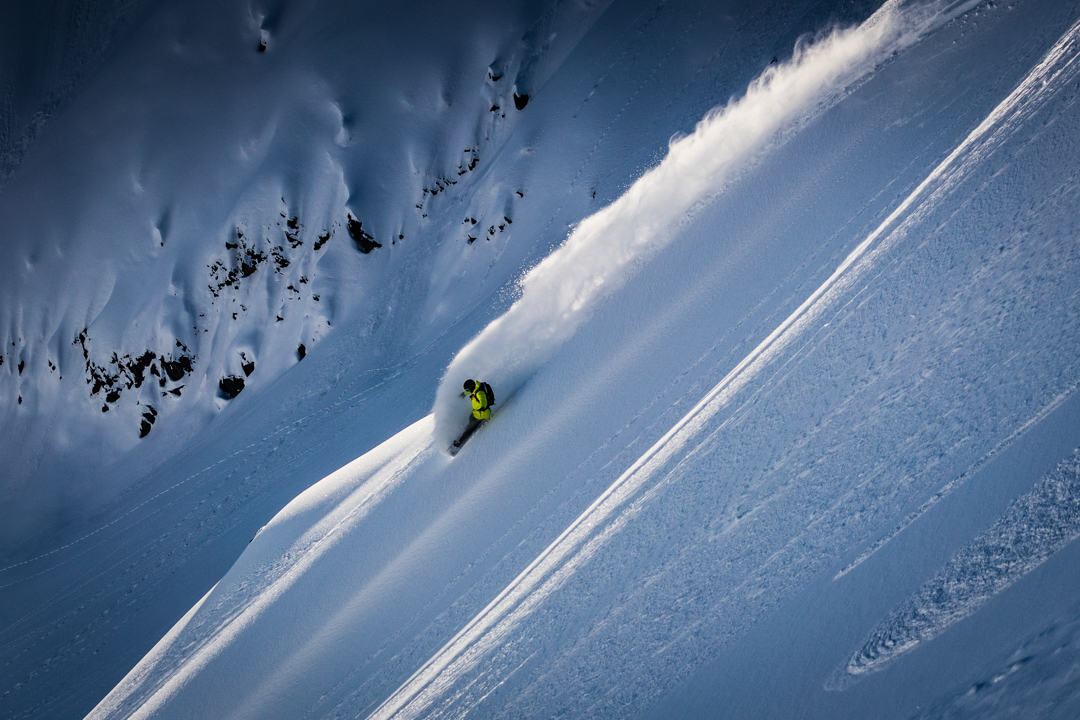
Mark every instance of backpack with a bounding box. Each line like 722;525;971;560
481;382;495;407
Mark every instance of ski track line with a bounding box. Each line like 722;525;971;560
299;353;738;720
369;7;1030;719
2;392;426;683
308;294;780;720
366;7;1077;716
834;377;1080;581
86;421;434;720
0;389;398;688
829;7;1080;582
571;1;671;121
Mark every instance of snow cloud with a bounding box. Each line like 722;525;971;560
433;0;970;452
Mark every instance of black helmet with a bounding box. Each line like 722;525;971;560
463;379;476;392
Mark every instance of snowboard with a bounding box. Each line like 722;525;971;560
448;418;486;456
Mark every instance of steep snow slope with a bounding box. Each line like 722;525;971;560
2;0;896;717
432;0;976;449
70;0;1080;718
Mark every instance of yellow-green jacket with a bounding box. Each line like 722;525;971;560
469;387;491;420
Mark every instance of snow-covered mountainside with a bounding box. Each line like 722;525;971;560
3;0;1080;718
0;0;617;543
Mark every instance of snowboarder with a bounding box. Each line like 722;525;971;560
451;378;494;453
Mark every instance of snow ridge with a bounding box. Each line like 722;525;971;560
431;0;955;452
85;418;434;720
832;450;1080;687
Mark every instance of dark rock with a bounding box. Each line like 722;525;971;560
241;358;255;376
140;420;152;437
106;390;120;403
347;214;381;253
238;247;267;278
297;343;306;361
129;351;156;388
18;360;24;374
513;93;529;110
161;355;193;381
102;404;109;412
219;375;245;399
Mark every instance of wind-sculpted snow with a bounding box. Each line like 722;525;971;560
833;452;1080;688
0;0;586;543
432;0;974;451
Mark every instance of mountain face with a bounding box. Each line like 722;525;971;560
0;0;621;542
4;0;1080;719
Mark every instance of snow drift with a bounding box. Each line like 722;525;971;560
432;0;975;451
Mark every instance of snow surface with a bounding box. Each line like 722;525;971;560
838;451;1080;686
3;0;1080;718
432;0;964;450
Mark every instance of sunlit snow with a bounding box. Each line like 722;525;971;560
3;0;1080;719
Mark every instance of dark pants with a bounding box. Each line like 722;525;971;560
454;414;486;447
464;414;483;433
